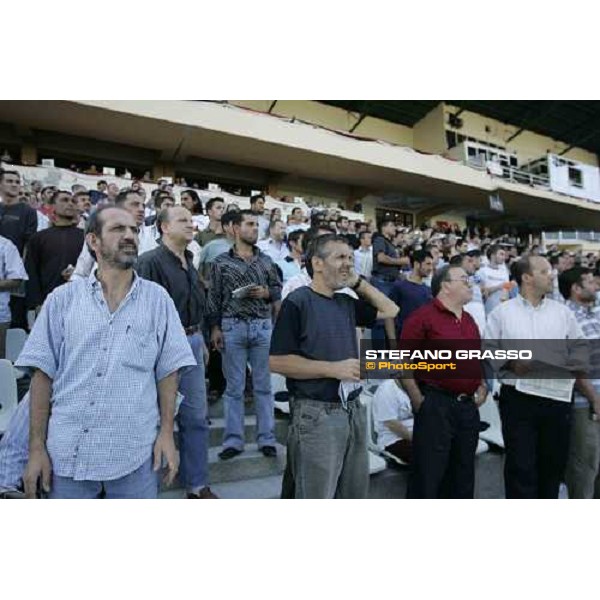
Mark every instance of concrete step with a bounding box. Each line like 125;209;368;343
159;474;283;499
208;442;286;484
208;416;289;447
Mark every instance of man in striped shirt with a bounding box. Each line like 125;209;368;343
560;267;600;498
208;210;282;460
17;206;195;499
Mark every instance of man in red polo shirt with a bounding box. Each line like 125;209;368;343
400;264;488;498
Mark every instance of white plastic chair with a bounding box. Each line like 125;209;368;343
360;391;394;473
478;392;504;449
6;328;27;363
5;328;28;380
0;359;18;435
271;373;290;415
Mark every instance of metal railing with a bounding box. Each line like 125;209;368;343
543;231;600;243
465;158;550;188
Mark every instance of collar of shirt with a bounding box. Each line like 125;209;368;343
157;240;194;266
229;244;259;261
515;293;547;311
87;268;141;304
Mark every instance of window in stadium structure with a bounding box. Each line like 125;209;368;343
568;166;583;188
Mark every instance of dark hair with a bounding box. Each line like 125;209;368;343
206;196;224;212
487;244;503;260
228;209;256;227
115;189;142;206
155;192;173;210
85;205;125;261
558;267;592;300
411;249;433;266
292;207;302;216
305;233;351;278
337;216;349;224
431;265;455;297
221;211;239;229
0;169;19;182
49;190;73;204
181;189;203;215
449;254;463;267
511;256;534;287
378;218;395;231
250;194;264;206
287;229;304;248
97;180;107;187
358;230;371;241
73;190;91;200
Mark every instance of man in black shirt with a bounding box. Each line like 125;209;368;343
370;218;409;346
207;210;282;460
137;206;216;499
0;169;38;328
25;191;85;311
270;234;399;498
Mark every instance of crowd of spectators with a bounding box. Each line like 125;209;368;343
2;164;600;500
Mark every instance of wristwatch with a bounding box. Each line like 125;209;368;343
351;275;366;291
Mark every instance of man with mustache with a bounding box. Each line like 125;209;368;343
17;206;195;499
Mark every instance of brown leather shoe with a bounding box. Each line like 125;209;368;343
187;487;219;499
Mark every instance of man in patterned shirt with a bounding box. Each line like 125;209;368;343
17;206;195;499
208;210;282;460
560;267;600;498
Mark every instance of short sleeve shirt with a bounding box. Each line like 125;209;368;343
371;233;399;279
270;286;377;401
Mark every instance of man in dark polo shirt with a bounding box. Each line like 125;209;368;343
137;206;217;499
390;249;434;336
270;234;399;499
371;219;409;345
400;264;488;499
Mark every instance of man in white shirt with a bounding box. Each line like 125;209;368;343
353;231;373;278
257;219;289;262
276;229;304;284
451;250;486;336
0;235;28;358
286;207;309;235
485;255;585;498
250;194;270;240
373;379;414;464
479;244;509;315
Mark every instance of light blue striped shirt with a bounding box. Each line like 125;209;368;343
15;271;196;481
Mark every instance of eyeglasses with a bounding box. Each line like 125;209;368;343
447;276;471;284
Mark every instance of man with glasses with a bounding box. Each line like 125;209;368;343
25;191;84;312
400;265;488;498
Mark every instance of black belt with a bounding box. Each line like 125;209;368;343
420;383;475;403
184;324;201;335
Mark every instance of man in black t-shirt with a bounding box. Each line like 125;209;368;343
270;234;399;499
0;169;38;328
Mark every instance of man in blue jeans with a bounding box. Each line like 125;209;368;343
137;206;217;499
208;210;282;460
370;218;408;346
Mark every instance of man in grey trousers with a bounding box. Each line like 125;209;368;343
269;233;398;499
